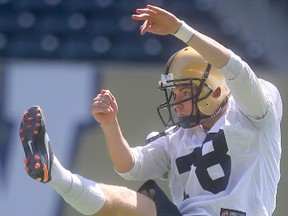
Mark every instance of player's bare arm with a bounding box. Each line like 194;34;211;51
90;89;134;173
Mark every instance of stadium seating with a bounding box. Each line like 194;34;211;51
0;0;266;64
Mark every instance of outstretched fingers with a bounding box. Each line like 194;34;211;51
132;9;153;35
132;5;180;36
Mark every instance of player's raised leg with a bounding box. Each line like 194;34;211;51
19;106;156;216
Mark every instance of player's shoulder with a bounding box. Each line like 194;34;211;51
259;78;279;93
259;79;282;114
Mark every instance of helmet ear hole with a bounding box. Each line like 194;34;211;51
211;87;221;99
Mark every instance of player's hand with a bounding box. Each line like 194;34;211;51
132;5;181;36
90;89;118;127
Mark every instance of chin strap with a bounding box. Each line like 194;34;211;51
178;115;197;128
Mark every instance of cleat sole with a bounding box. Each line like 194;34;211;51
19;106;53;183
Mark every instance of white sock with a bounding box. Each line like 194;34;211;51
49;157;105;215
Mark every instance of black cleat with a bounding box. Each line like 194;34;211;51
19;106;53;183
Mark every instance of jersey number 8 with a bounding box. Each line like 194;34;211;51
176;129;231;197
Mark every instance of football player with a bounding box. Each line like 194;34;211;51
20;5;282;216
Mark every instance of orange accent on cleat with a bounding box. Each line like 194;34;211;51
28;117;34;121
24;158;28;164
24;111;28;115
20;129;24;133
36;113;41;118
27;125;32;129
43;163;49;182
34;130;39;135
35;163;41;169
34;154;40;160
35;123;40;127
25;166;29;172
35;178;41;182
21;137;25;141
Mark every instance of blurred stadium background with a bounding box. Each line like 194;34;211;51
0;0;287;215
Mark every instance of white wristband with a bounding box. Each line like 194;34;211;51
173;21;196;43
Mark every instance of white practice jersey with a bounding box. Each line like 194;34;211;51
118;53;282;216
